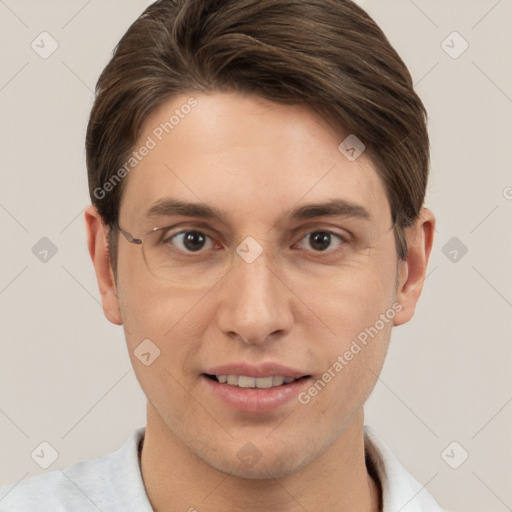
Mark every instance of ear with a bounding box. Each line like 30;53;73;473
84;205;123;325
394;208;435;326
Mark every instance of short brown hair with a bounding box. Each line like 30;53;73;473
86;0;429;270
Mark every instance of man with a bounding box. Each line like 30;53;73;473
0;0;445;510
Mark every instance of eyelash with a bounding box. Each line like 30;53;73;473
163;228;350;255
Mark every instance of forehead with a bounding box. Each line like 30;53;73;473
119;92;390;228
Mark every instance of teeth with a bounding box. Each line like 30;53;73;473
272;376;284;386
238;376;256;388
255;376;273;389
215;375;297;388
227;375;238;385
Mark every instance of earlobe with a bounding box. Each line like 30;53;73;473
84;205;123;326
394;208;435;327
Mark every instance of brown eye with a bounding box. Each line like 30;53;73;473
168;230;212;252
309;232;332;251
296;231;345;252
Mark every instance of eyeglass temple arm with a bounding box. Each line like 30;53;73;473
114;224;143;245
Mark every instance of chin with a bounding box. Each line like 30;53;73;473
197;441;314;480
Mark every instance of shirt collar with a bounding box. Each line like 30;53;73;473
364;426;445;512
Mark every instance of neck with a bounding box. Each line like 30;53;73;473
140;405;380;512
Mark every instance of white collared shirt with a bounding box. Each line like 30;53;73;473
0;426;447;511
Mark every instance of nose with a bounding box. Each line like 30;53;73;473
215;248;294;346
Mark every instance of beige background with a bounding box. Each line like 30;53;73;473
1;1;511;511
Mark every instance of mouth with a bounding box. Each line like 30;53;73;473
203;373;311;389
201;367;312;413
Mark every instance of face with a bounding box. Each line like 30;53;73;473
109;92;406;478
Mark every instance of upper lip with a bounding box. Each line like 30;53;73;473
204;362;309;379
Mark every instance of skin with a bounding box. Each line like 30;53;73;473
86;92;435;512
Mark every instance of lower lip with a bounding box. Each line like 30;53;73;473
202;375;310;414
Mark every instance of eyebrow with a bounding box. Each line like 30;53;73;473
286;199;371;222
145;199;229;223
144;198;371;224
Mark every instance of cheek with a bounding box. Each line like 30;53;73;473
116;264;212;392
117;281;208;415
116;247;186;338
294;252;397;405
298;317;393;428
297;251;397;336
119;280;203;348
